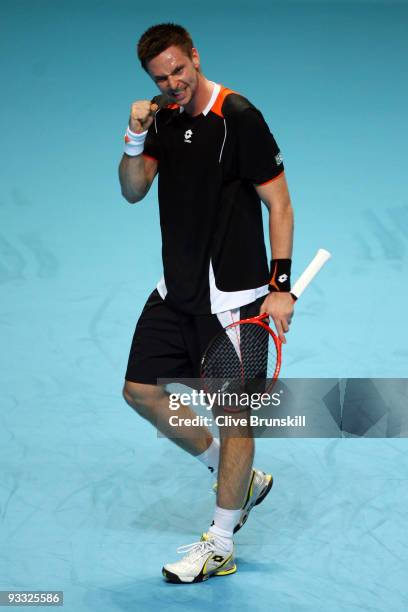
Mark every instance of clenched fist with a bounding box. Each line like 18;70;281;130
129;100;159;133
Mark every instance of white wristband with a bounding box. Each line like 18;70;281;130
124;126;147;157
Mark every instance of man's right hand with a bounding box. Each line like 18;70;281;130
129;100;159;133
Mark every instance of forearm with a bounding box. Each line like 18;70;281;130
269;198;294;259
118;153;150;203
260;188;295;343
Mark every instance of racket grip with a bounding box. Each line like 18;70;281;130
291;248;331;299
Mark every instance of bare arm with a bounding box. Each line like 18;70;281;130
255;172;295;343
255;172;293;259
118;99;159;204
119;153;158;203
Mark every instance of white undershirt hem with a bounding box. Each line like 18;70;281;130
156;260;268;316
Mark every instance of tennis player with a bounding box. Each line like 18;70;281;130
119;23;295;583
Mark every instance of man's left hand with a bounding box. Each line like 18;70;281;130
259;292;295;344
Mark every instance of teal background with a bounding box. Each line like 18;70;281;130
1;1;407;610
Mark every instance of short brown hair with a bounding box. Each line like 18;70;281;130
137;23;194;71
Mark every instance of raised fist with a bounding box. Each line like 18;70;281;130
129;100;159;133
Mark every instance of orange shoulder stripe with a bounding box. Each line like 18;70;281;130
210;86;236;118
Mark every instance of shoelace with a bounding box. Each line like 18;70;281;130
176;540;215;562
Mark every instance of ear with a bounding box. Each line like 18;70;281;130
191;48;200;70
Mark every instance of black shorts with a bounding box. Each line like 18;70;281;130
125;290;264;385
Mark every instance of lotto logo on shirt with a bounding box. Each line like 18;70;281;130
184;129;193;143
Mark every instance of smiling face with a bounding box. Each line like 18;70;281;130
146;45;201;107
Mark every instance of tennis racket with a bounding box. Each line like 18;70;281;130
200;249;331;395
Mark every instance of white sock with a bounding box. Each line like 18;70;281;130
197;438;220;477
208;505;241;550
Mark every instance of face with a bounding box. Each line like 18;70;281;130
146;45;200;107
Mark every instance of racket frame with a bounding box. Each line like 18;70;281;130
200;312;282;389
200;247;331;386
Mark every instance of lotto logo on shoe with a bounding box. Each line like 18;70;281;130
184;129;193;143
204;555;226;574
278;274;288;283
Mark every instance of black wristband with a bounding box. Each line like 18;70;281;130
268;259;292;292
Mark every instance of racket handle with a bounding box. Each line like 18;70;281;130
290;248;331;299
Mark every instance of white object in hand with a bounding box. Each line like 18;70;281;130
291;248;331;299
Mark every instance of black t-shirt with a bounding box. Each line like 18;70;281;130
143;85;284;314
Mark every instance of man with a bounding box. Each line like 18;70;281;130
119;23;294;583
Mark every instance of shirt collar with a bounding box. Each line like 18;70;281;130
179;82;221;116
202;82;221;116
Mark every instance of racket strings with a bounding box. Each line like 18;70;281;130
201;321;278;384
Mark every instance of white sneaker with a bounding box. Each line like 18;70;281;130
236;469;273;533
162;533;236;583
213;469;273;533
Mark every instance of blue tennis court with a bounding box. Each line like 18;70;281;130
1;1;407;610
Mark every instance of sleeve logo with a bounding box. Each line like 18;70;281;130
275;152;283;166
